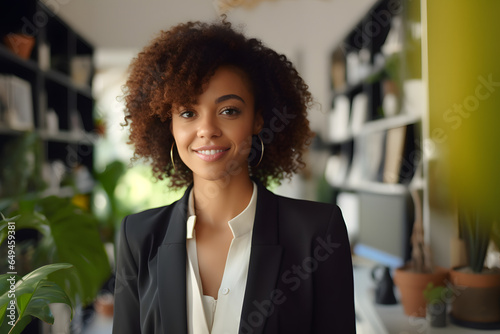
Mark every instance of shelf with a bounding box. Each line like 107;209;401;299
352;180;409;195
326;114;420;147
328;133;354;145
0;44;39;73
0;1;96;199
324;0;423;270
0;125;98;145
359;113;421;135
0;124;30;136
39;130;99;145
332;62;385;98
329;179;409;196
45;69;93;98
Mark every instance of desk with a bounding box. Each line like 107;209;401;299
353;257;496;333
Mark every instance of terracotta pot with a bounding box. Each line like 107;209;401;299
393;266;449;317
94;293;114;318
2;33;35;60
449;267;500;325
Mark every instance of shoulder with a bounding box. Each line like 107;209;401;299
119;199;184;251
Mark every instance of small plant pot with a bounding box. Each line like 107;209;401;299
427;302;447;327
394;266;449;317
2;33;35;59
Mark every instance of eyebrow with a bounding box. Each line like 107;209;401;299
215;94;245;105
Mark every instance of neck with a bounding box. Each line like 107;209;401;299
192;174;254;228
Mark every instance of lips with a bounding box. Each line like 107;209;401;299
192;146;229;162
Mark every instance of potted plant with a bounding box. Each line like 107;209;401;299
0;2;36;60
393;189;449;317
0;195;111;333
449;207;500;329
423;282;448;327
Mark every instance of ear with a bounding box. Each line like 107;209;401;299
253;110;264;135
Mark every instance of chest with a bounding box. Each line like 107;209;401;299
195;225;233;298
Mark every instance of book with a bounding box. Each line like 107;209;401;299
383;126;407;183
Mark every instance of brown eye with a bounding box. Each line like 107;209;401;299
180;110;196;118
220;107;241;116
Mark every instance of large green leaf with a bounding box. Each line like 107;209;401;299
0;313;32;334
1;196;111;306
33;196;111;306
21;280;72;324
0;263;74;332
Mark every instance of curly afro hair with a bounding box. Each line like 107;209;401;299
122;19;315;189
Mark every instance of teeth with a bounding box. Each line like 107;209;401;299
198;149;225;155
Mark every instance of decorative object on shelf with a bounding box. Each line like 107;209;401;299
423;282;448;328
2;33;35;60
350;93;368;135
0;74;34;130
371;264;398;305
38;41;50;71
330;47;346;91
363;131;385;182
346;52;361;86
94;293;114;318
449;207;500;329
70;55;92;87
394;189;449;317
402;79;424;116
381;15;404;56
324;154;349;187
45;108;59;134
328;95;350;142
382;78;399;117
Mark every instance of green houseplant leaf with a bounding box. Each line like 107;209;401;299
0;263;74;333
459;208;492;273
1;195;111;307
423;282;448;305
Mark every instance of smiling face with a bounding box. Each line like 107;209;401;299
171;65;262;184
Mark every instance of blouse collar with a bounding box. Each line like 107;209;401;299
186;181;257;239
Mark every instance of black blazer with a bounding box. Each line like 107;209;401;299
112;181;355;333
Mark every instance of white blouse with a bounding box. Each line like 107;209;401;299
185;182;257;334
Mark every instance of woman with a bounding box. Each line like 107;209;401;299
113;19;355;334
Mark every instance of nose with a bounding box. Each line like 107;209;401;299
197;114;222;139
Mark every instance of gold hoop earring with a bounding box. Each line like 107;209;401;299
170;142;176;172
253;134;264;168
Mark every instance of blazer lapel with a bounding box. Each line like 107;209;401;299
239;183;283;334
157;187;191;334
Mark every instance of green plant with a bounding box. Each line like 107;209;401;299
0;196;111;305
0;263;74;334
459;208;495;273
423;282;448;305
93;160;128;242
0;132;46;199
